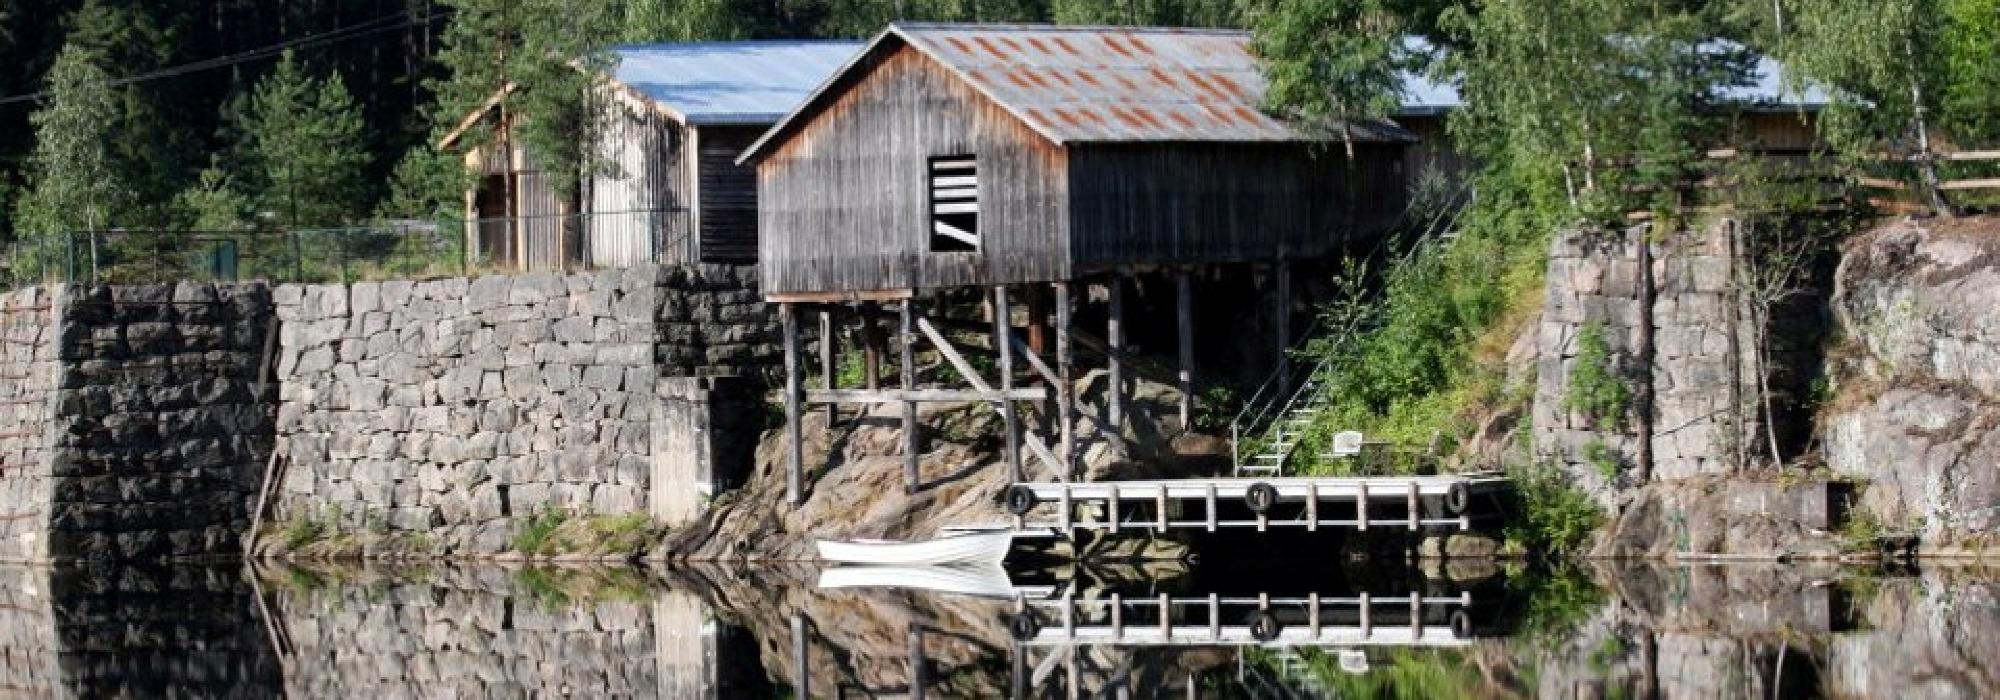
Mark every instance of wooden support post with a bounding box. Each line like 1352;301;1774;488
1063;592;1076;638
1110;593;1123;637
1107;276;1126;429
995;286;1023;483
1306;483;1319;532
1208;593;1220;638
1360;592;1372;637
1158;593;1171;639
819;309;835;423
1107;485;1120;533
791;614;810;699
1358;482;1369;531
1274;259;1292;386
1407;481;1420;530
1175;270;1195;430
1155;485;1168;531
782;303;803;506
1309;593;1321;638
1059;485;1072;534
864;303;884;391
1054;283;1076;478
1027;286;1050;355
1204;484;1217;532
909;625;926;700
901;301;919;494
1410;592;1422;637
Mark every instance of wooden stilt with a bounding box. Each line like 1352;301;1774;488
1175;270;1195;430
1107;276;1126;429
818;309;835;423
909;625;926;700
1027;286;1050;355
901;301;919;494
1054;283;1076;478
782;303;803;505
995;286;1022;483
1274;259;1292;386
791;614;810;699
863;303;884;391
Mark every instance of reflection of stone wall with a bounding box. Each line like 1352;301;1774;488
0;283;275;563
274;568;662;697
0;565;281;697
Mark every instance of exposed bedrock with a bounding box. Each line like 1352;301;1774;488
1824;217;2000;548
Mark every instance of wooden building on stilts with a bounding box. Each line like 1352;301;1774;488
738;23;1412;503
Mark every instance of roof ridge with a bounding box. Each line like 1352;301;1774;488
889;21;1249;36
610;39;865;51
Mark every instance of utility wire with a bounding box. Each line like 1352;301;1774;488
0;9;447;107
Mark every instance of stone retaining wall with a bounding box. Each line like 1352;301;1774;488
0;283;274;563
1533;223;1822;497
271;264;774;554
0;565;281;696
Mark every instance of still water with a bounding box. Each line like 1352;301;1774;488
0;558;1990;698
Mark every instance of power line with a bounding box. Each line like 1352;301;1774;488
0;9;447;108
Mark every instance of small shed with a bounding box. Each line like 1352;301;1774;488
440;40;862;271
740;23;1413;298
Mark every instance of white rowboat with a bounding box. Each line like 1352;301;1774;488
815;530;1014;566
816;564;1017;599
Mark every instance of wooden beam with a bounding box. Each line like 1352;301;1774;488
782;303;803;505
901;300;919;494
862;302;883;390
1055;283;1076;478
818;309;834;423
1175;270;1194;430
764;289;914;304
917;316;992;393
806;388;1048;403
1107;277;1126;429
996;286;1023;484
1939;178;2000;191
1274;259;1292;386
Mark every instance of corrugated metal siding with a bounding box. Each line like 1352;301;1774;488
1066;142;1407;268
759;45;1070;295
693;125;761;263
588;99;695;266
609;41;865;125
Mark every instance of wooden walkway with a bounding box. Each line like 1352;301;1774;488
1001;472;1510;534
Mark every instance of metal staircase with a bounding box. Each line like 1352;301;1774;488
1230;352;1332;477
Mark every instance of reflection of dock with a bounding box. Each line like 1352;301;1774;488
1012;591;1478;647
1004;473;1509;534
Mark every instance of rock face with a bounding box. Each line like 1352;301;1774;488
271;264;777;556
0;283;275;563
1824;217;2000;544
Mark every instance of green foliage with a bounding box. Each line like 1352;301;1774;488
1564;321;1629;429
242;52;372;227
14;40;128;275
1502;462;1604;555
1583;438;1621;481
1938;0;2000;142
513;507;570;554
1249;0;1408;156
1050;0;1245;28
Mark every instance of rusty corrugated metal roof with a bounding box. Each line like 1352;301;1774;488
741;23;1409;164
899;23;1407;143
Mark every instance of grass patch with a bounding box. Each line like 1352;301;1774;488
512;508;570;554
512;508;661;557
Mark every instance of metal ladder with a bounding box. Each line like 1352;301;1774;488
1230;352;1331;477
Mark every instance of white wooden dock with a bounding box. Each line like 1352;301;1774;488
1001;472;1510;534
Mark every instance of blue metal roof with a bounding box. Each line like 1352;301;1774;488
1392;37;1830;117
608;41;866;125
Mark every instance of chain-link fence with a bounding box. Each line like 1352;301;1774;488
2;208;696;288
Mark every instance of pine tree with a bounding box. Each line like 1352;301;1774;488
14;41;128;280
65;0;190;225
242;51;372;228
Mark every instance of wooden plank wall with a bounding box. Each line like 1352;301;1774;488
693;125;763;264
757;44;1071;295
514;167;572;271
588;99;693;266
1065;141;1407;269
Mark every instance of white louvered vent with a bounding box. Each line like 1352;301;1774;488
929;155;979;252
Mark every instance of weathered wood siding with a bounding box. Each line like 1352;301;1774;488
1065;142;1406;269
758;45;1070;295
693;125;762;263
588;99;694;266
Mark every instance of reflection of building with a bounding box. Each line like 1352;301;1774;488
439;41;861;272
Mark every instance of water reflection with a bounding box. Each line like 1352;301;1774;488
0;560;1996;697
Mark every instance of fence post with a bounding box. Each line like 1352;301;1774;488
291;229;305;283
